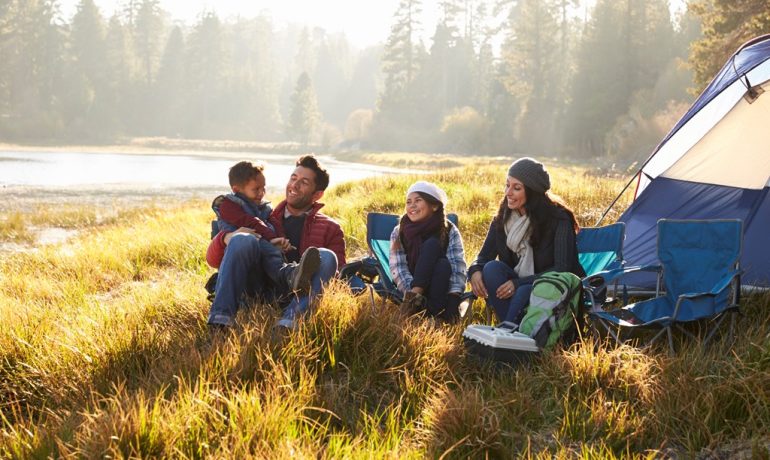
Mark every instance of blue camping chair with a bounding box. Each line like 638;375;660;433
340;212;473;314
577;222;625;275
577;222;627;309
588;219;743;353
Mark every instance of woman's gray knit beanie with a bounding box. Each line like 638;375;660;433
507;157;550;193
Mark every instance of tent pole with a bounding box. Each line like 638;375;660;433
595;172;639;226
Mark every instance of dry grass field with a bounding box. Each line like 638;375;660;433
1;161;768;458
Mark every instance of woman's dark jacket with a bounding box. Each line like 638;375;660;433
467;208;585;287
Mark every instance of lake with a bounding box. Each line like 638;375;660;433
0;150;415;215
0;150;406;189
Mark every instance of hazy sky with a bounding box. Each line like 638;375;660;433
58;0;440;48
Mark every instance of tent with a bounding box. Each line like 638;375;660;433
614;34;770;290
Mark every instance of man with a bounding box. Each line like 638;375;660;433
206;155;346;330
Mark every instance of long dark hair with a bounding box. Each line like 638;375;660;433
395;192;450;250
493;185;579;248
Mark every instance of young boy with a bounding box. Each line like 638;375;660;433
212;161;318;295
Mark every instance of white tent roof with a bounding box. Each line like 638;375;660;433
637;58;770;194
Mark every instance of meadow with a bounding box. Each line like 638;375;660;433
1;162;769;458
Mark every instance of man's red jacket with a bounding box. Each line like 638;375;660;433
207;201;346;268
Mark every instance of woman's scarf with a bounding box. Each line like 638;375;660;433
504;211;535;277
400;213;445;273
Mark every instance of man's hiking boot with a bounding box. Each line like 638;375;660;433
285;247;320;295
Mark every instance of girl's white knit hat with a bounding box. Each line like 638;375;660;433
407;181;448;206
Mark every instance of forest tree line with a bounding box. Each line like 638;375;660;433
0;0;768;161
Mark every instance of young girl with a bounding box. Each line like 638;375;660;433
389;181;467;321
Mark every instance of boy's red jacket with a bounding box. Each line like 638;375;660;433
207;201;346;268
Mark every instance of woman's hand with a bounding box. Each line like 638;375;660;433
470;271;488;298
496;280;515;299
223;227;256;245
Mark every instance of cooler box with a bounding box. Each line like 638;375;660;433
463;324;540;364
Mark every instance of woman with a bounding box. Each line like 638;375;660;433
390;181;467;321
468;157;584;325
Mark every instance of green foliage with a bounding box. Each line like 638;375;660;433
565;0;681;158
689;0;770;92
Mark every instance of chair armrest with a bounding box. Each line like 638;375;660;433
709;269;742;295
678;269;742;300
583;264;661;287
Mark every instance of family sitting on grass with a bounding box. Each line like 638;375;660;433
205;155;584;335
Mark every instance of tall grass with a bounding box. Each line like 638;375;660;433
1;163;768;458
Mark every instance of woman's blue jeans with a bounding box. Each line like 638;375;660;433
481;260;533;324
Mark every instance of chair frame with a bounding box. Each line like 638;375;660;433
588;219;743;354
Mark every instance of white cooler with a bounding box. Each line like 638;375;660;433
463;324;540;365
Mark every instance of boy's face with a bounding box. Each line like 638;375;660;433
234;175;266;203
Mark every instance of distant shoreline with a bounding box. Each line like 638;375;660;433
0;138;315;161
0;138;498;169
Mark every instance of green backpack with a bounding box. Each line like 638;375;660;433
518;271;583;350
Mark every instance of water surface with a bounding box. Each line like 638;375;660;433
0;151;402;189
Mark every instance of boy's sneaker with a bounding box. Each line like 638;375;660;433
286;247;320;295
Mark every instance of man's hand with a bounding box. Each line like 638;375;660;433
270;237;294;252
223;227;257;245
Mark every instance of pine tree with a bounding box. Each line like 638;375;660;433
288;72;321;144
564;0;676;157
133;0;162;85
501;0;561;153
101;14;131;134
2;0;65;138
380;0;423;112
185;11;227;137
154;25;185;135
68;0;109;132
229;15;281;139
0;0;17;116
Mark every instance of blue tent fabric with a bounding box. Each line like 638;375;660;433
618;35;770;289
620;178;763;288
741;188;770;287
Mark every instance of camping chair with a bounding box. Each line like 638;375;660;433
577;222;627;310
587;219;743;354
340;212;473;315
